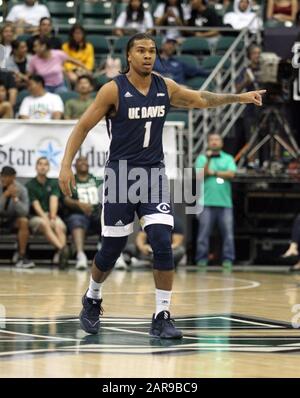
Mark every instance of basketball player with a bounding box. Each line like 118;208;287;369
59;33;265;339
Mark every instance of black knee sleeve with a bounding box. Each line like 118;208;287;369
94;236;128;271
145;224;174;270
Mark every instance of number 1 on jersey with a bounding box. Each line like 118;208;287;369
143;121;152;148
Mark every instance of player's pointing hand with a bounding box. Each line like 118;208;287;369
59;165;76;197
239;90;266;107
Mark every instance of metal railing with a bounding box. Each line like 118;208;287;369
187;25;262;167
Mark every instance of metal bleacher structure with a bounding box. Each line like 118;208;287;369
3;0;286;266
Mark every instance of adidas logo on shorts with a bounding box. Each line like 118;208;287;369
115;220;124;226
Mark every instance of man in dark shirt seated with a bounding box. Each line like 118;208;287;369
153;38;209;85
27;17;62;54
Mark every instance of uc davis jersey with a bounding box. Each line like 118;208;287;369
105;73;170;166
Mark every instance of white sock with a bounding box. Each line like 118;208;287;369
87;276;102;300
155;289;172;318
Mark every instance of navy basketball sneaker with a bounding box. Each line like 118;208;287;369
149;310;183;339
79;293;103;334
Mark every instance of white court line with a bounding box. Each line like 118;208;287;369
0;276;260;297
0;329;79;342
219;316;283;328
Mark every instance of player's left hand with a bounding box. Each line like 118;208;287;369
239;90;266;106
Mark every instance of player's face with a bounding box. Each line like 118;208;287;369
208;135;223;151
36;159;50;176
75;157;89;174
128;40;156;76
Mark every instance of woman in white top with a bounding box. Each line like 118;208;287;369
154;0;188;40
0;23;15;68
115;0;154;36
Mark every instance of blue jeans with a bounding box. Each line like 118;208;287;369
196;206;235;262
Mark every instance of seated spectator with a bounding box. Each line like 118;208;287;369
65;75;94;120
223;0;263;33
27;17;62;54
0;166;34;268
63;156;102;270
195;133;237;271
0;83;13;118
115;0;154;36
186;0;222;40
154;0;189;40
62;24;94;86
267;0;297;23
0;23;15;68
153;38;209;84
116;215;185;269
26;157;69;268
6;0;50;35
6;39;31;91
29;37;88;94
0;70;17;107
19;74;64;120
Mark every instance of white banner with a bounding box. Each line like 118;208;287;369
0;120;179;179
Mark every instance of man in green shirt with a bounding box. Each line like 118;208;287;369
26;157;69;268
63;156;102;270
195;133;237;270
64;75;94;120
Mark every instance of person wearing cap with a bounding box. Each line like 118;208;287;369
0;166;35;268
153;37;209;85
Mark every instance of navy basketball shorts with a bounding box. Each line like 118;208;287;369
101;160;174;237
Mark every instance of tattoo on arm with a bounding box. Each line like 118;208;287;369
200;91;241;108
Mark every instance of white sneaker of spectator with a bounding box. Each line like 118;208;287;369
76;252;88;270
16;256;35;269
114;254;128;270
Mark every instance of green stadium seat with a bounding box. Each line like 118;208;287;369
215;36;243;54
174;55;200;69
58;91;79;104
94;74;112;89
15;89;29;113
185;76;207;90
83;18;113;35
113;36;132;53
166;111;188;128
81;2;112;18
181;37;210;55
47;2;75;17
87;35;110;54
201;55;230;71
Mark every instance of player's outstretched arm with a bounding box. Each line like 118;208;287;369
164;78;266;109
59;81;118;196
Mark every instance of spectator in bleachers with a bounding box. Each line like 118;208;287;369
195;133;237;271
63;156;102;270
0;70;17;107
0;83;13;118
19;74;64;120
117;215;185;270
62;24;94;86
0;166;34;268
223;0;263;33
65;75;94;120
0;23;15;68
185;0;222;40
6;0;50;35
154;0;189;40
6;40;31;91
267;0;297;23
26;157;69;268
115;0;154;36
29;37;88;94
154;37;209;84
27;17;62;54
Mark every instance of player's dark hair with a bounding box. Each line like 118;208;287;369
121;33;161;74
29;74;45;87
126;0;145;23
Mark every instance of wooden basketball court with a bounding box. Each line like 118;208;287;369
0;267;300;378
